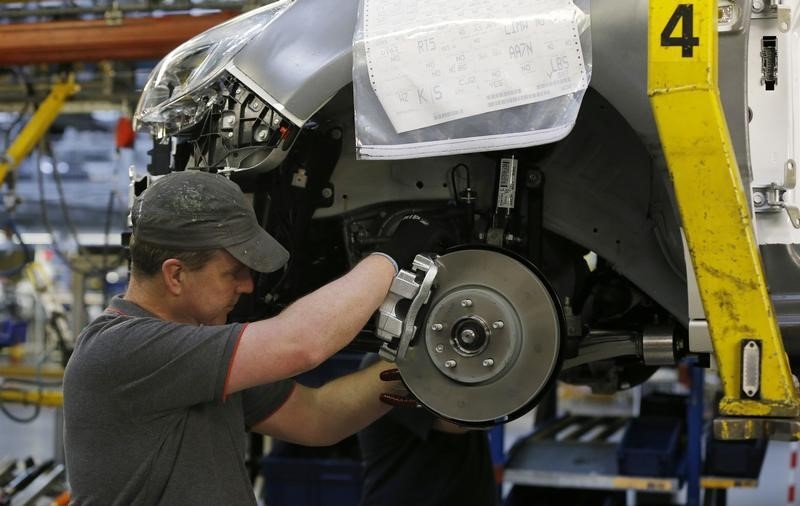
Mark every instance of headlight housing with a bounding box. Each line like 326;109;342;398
134;0;294;139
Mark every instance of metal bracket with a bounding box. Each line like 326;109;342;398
777;0;797;32
718;1;744;32
752;159;800;227
375;254;438;362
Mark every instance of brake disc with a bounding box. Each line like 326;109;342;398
396;247;564;427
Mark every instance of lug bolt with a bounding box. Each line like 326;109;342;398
435;344;444;353
431;323;443;331
444;360;457;368
482;358;494;367
461;299;473;307
492;321;504;329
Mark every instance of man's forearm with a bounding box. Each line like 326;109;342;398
304;361;393;445
228;255;396;392
276;254;395;361
253;361;393;446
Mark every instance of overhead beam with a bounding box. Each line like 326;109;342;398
0;12;237;65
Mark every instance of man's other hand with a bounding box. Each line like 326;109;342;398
378;368;420;408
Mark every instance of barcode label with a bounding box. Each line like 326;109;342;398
497;157;518;209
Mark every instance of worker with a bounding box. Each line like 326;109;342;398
358;353;498;506
62;170;443;505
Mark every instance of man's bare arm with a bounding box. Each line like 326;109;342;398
225;254;395;394
250;361;393;446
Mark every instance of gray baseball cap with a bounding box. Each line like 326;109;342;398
131;171;289;273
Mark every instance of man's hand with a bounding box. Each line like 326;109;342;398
371;214;450;272
379;368;471;434
378;368;420;408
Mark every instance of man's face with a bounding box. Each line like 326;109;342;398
180;250;254;325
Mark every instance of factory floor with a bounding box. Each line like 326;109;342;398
0;406;58;463
0;407;795;505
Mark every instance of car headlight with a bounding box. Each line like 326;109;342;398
134;0;294;139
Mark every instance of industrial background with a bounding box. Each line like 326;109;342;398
1;1;799;505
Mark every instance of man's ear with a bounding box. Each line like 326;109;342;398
161;258;184;296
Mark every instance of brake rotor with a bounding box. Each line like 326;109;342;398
396;247;564;427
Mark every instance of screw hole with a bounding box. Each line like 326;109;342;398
416;180;424;189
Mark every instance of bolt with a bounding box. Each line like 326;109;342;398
461;299;473;308
431;323;443;331
435;344;444;353
460;329;476;343
492;321;504;329
321;187;333;199
753;0;764;12
753;192;765;207
444;360;457;368
482;358;494;367
272;117;282;126
527;170;542;188
254;128;268;142
249;100;262;111
227;132;234;138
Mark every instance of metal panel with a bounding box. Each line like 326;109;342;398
231;0;358;123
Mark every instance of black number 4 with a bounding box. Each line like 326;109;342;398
661;4;700;57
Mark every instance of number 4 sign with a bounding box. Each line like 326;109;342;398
660;4;700;58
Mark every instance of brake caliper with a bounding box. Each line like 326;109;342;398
375;254;438;362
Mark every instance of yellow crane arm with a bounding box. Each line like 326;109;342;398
649;1;800;438
0;77;80;186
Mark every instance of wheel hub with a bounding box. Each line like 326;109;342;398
396;247;564;427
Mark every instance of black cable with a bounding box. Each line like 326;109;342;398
449;163;471;201
37;141;124;276
35;147;93;275
45;140;110;274
0;386;41;424
101;189;127;303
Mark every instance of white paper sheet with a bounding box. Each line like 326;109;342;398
362;0;588;134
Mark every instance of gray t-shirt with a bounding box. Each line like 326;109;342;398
64;296;294;505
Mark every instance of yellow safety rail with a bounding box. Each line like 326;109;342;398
648;1;800;434
0;387;62;407
0;76;80;186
